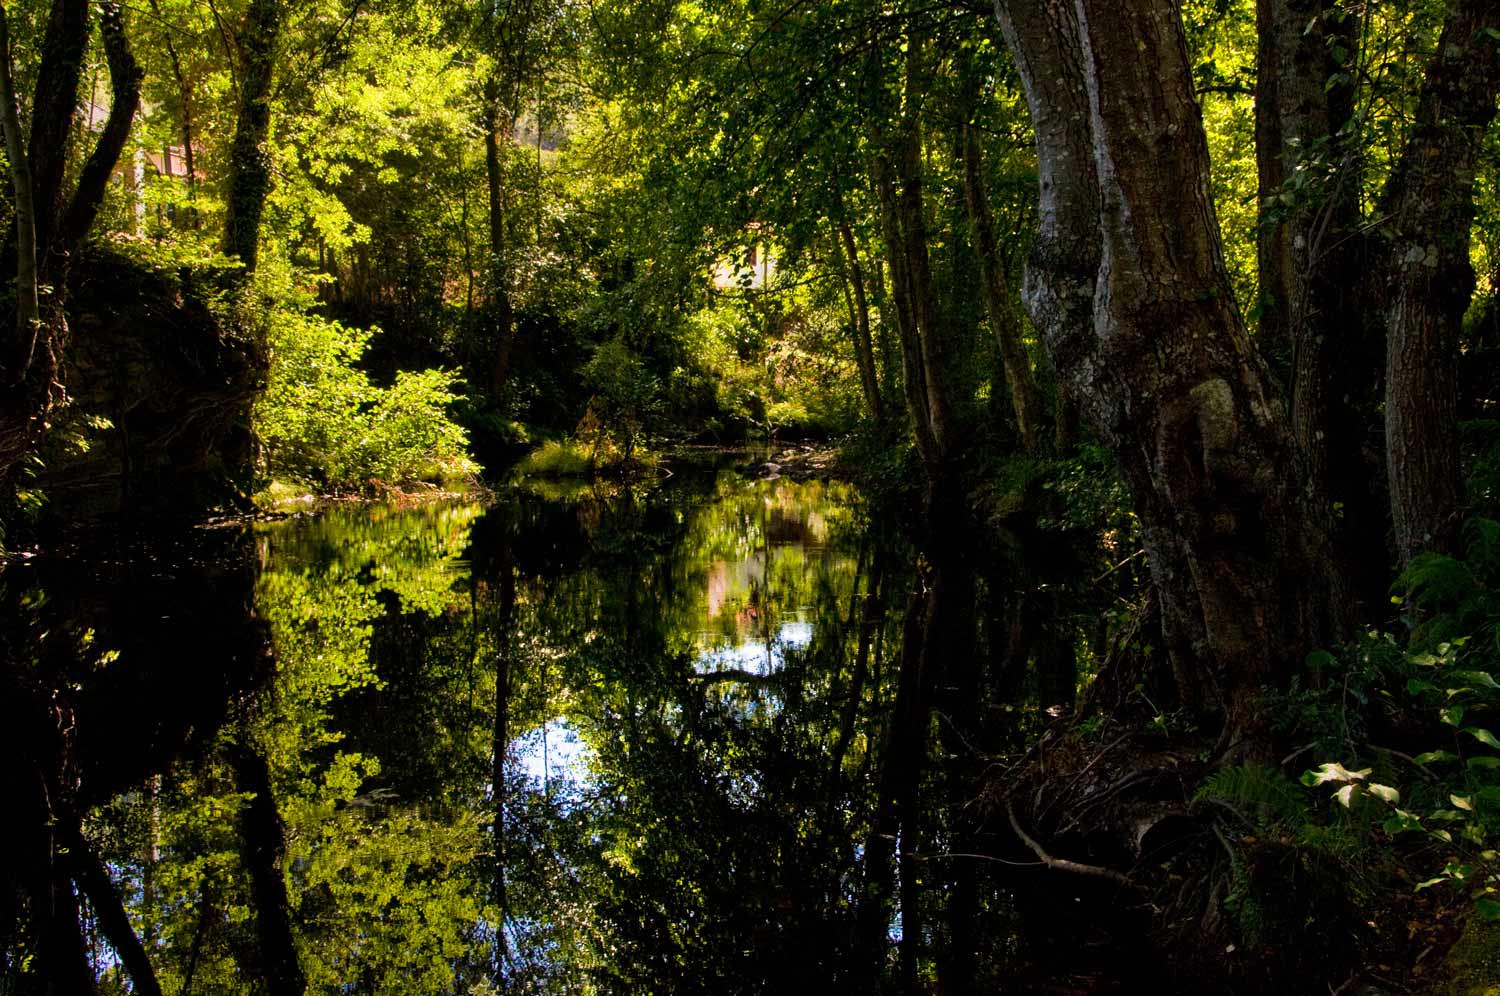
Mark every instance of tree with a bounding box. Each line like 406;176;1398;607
995;0;1342;743
0;0;141;483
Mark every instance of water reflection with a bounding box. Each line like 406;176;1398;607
4;463;910;995
10;452;1151;994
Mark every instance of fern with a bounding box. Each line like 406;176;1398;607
1195;763;1309;828
1465;517;1500;588
1396;539;1500;650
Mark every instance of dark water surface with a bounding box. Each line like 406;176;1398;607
2;459;1126;994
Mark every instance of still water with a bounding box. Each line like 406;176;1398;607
2;458;1128;994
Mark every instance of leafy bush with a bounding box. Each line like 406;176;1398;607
255;273;475;494
1255;522;1500;925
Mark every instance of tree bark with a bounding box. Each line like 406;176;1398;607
66;827;164;996
960;111;1044;453
1381;0;1500;562
28;0;90;260
1256;0;1387;614
0;2;38;386
58;2;142;251
996;0;1343;742
222;0;282;272
834;217;884;421
490;536;517;989
149;0;199;222
866;33;955;478
485;84;517;397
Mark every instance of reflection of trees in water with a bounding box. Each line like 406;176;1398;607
0;529;269;994
3;467;1116;994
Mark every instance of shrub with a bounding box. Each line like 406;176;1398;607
255;273;475;494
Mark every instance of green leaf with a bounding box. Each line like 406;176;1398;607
1452;794;1474;811
1455;671;1500;690
1469;756;1500;770
1416;750;1460;765
1367;783;1400;805
1443;706;1467;727
1464;727;1500;750
1477;898;1500;921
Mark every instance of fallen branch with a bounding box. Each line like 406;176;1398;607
1006;800;1141;890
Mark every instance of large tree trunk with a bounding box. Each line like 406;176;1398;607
1381;0;1500;563
222;0;282;272
996;0;1343;743
1256;0;1387;615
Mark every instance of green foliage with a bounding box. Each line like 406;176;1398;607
1397;518;1500;650
515;438;595;478
253;270;476;494
1196;763;1309;828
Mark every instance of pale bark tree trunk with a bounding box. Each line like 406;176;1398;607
1381;0;1500;562
996;0;1343;742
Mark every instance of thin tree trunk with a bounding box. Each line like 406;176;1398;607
866;32;956;477
0;2;39;385
490;538;516;990
222;0;282;272
960;112;1043;453
834;217;884;421
1381;0;1500;562
149;0;199;224
229;743;306;996
485;89;517;397
856;588;929;989
58;2;142;251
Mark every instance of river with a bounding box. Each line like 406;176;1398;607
1;454;1141;994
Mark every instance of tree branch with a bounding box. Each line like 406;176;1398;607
1006;800;1140;889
